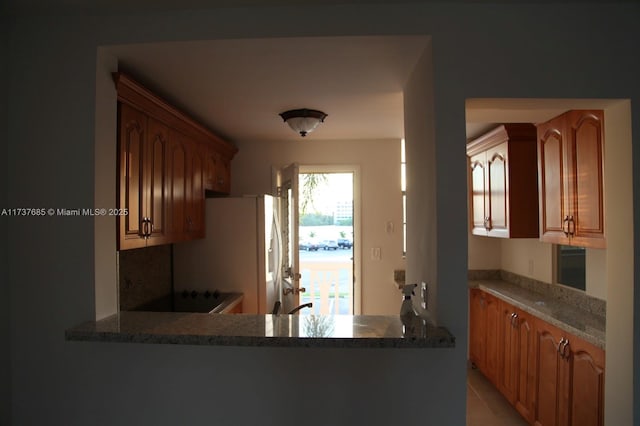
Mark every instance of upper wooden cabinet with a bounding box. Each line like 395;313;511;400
115;72;237;250
537;110;605;248
467;124;539;238
204;146;231;194
117;104;171;249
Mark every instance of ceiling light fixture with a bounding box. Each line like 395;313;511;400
279;108;328;137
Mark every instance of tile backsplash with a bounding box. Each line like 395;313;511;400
118;245;172;311
468;269;606;318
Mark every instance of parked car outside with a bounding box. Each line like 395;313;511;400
322;239;339;250
337;238;352;249
300;239;320;251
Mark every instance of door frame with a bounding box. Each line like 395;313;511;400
299;164;362;315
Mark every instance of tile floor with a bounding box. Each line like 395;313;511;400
467;366;529;426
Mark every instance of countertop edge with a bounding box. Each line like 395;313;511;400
65;314;456;349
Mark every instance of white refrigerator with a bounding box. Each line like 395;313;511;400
172;195;281;314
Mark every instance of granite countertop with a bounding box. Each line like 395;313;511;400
470;280;605;349
66;312;455;349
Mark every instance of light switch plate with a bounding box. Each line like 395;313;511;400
371;247;381;261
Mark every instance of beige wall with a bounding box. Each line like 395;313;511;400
500;239;553;284
403;41;441;322
94;49;119;320
603;100;634;421
231;138;405;315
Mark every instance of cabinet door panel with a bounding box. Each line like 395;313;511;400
469;154;488;235
167;131;188;241
469;289;486;371
498;301;518;403
485;294;500;383
569;110;605;247
147;118;169;244
186;141;205;239
515;309;535;423
487;144;508;236
216;155;231;194
533;321;563;426
118;103;147;250
538;119;568;245
567;338;605;426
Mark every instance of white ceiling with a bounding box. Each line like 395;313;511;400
103;36;624;146
105;36;430;144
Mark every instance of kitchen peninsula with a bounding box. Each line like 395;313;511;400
66;313;455;349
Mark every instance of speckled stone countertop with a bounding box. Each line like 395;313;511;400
470;280;605;349
66;312;455;349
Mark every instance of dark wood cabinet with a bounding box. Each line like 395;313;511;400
117;104;170;250
185;138;205;239
566;334;605;426
467;124;539;238
204;146;231;194
114;73;237;250
537;110;605;248
469;289;500;382
532;317;605;426
497;301;535;423
469;289;487;372
165;128;188;241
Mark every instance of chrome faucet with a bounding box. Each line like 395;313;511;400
287;302;313;315
272;301;313;315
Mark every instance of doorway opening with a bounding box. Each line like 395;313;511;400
298;166;359;315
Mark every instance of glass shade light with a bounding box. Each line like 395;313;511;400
279;108;328;137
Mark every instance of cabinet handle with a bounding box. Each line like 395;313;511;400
568;215;575;236
512;313;518;327
557;338;566;355
484;216;491;230
141;217;151;239
561;339;570;360
562;216;570;237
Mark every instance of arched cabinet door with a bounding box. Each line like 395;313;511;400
118;103;147;250
536;110;605;248
568;110;605;248
469;154;488;235
565;336;605;426
537;119;567;244
486;144;508;236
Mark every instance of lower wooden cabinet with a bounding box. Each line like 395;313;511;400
469;288;500;381
469;289;605;426
532;318;605;426
497;302;535;423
